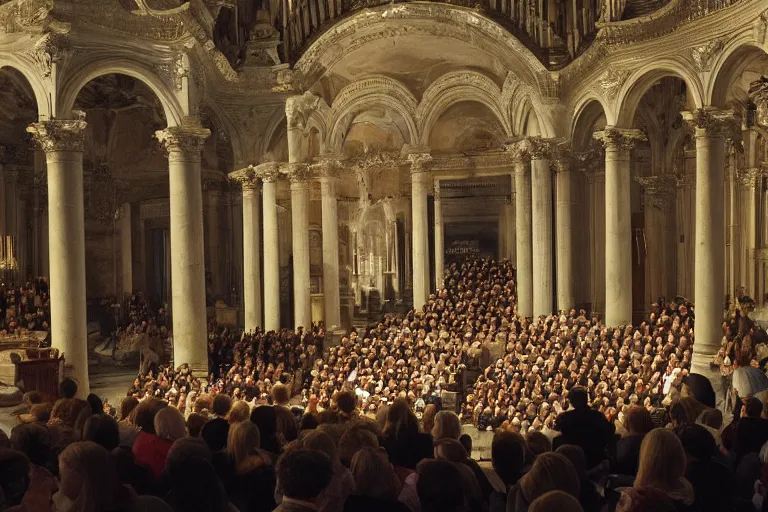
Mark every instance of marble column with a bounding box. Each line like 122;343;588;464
728;150;737;300
511;145;533;318
587;166;606;316
33;150;48;279
434;178;444;291
155;124;210;375
120;203;132;297
409;153;431;309
682;108;732;379
594;128;645;327
289;164;312;330
319;163;341;329
554;155;574;312
529;138;554;317
261;166;281;331
6;169;18;272
228;167;263;332
27;117;90;397
741;168;760;298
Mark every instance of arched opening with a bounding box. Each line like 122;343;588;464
428;101;505;154
571;99;607;316
0;67;39;296
630;77;690;319
710;46;768;308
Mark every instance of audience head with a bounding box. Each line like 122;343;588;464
635;428;687;493
526;431;552;462
626;406;654;436
10;423;51;467
421;404;437;433
212;394;233;418
119;396;139;422
676;424;716;461
165;437;212;471
492;430;526;486
569;387;588;409
154;406;187;442
134;398;167;435
529;490;585;512
617;487;679;512
335;390;356;418
59;378;78;399
416;459;466;512
227;421;262;472
58;442;117;512
432;410;461;441
276;449;333;503
271;384;289;406
250;406;279;454
434;438;468;463
519;452;580;505
459;433;472;457
86;394;103;415
555;445;589;481
383;398;419;439
83;414;120;451
743;396;763;418
302;430;338;466
227;400;251;424
349;447;400;500
0;448;30;509
338;423;379;467
186;413;207;438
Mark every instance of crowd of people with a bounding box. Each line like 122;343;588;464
0;277;51;333
2;367;768;512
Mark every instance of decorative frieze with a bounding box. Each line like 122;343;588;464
26;112;88;153
688;39;725;73
598;68;631;100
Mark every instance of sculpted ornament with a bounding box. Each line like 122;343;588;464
26;111;87;153
155;123;211;156
593;127;646;150
635;175;676;209
286;92;320;131
688;39;725;73
22;33;70;79
756;10;768;47
681;108;739;139
598;68;631;100
255;162;281;182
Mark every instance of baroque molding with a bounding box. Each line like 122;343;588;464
682;108;740;138
687;38;725;73
598;68;631;100
593;127;647;151
155;123;211;156
26;112;88;153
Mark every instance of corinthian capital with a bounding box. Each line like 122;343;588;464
286;92;320;131
285;162;312;182
738;167;761;188
155;122;210;157
505;138;530;162
407;152;432;174
682;108;740;139
229;166;260;190
592;127;646;151
311;155;344;179
27;112;88;153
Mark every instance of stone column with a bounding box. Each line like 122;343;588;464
289;164;312;330
6;169;19;273
511;144;533;318
229;167;263;332
594;128;645;327
728;148;737;300
529;138;555;317
33;150;49;279
636;175;676;308
261;166;281;331
682;108;734;379
434;178;444;291
318;161;341;329
27;117;90;397
155;123;210;375
119;203;132;297
554;154;574;312
740;168;760;298
409;152;432;309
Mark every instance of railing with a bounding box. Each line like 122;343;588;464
283;0;603;68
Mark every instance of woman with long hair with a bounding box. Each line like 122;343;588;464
633;428;695;510
382;399;433;470
222;421;276;512
343;447;410;512
614;406;654;476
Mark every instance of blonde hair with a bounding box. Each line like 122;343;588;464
349;447;399;500
519;452;580;504
432;410;461;441
59;441;116;512
634;428;687;492
228;400;251;424
529;490;584;512
154;406;187;442
421;404;437;433
227;421;263;473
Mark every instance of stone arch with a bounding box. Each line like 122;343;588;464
416;71;511;145
328;76;418;152
259;108;288;161
0;58;50;119
571;97;609;149
58;58;186;126
570;91;614;138
200;101;243;167
615;61;704;128
708;37;768;108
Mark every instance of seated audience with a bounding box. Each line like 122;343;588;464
634;428;695;510
508;452;580;511
417;459;469;512
529;490;584;512
615;406;654;476
554;387;613;469
275;449;333;512
343;447;410;512
202;393;233;452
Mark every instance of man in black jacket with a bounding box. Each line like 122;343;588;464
553;386;614;469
